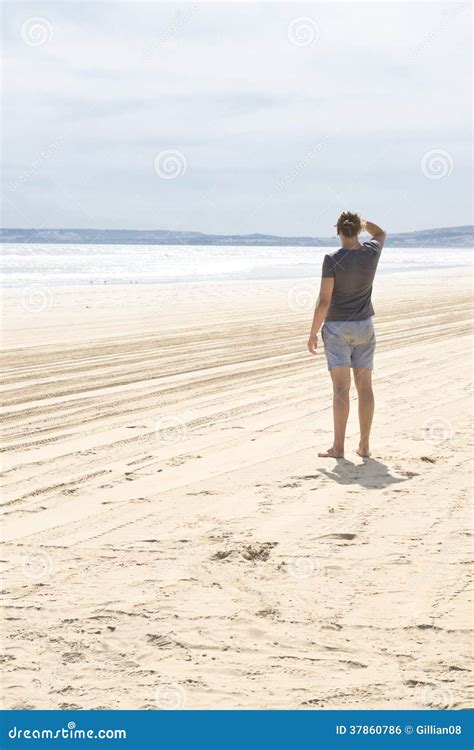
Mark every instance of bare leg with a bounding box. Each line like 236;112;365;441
354;367;374;457
318;366;351;458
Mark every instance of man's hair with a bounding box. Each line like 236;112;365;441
336;211;362;238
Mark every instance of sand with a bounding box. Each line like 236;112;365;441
0;267;472;710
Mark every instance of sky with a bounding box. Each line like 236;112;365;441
2;1;472;235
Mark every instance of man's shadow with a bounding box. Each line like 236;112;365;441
318;457;407;490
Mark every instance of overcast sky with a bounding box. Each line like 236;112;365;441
2;1;472;235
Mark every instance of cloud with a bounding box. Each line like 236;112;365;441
2;1;471;233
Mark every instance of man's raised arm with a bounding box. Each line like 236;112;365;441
363;219;387;249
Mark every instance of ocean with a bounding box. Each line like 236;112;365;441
1;243;472;287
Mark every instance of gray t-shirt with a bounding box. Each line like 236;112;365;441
321;239;382;321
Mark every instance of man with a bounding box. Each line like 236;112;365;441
307;212;386;459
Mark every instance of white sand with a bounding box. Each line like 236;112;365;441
1;267;472;709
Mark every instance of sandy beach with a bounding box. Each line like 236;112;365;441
1;267;472;710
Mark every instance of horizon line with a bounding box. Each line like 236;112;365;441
1;223;473;238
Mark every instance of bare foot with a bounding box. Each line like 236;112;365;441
356;446;371;458
318;447;344;458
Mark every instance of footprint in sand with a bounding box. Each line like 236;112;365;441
62;652;83;663
146;634;175;648
212;542;277;562
242;543;277;561
256;607;279;618
186;490;216;496
167;454;202;467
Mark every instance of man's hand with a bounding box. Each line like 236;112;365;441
307;333;318;354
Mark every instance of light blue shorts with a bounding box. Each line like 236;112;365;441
321;319;376;370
